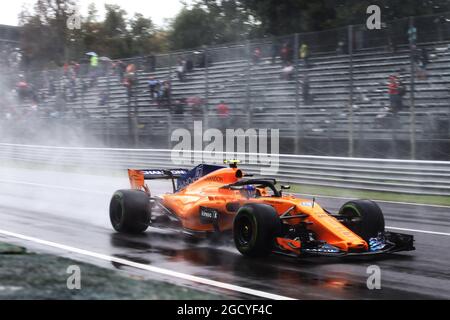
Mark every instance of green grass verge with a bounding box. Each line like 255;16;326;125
287;184;450;206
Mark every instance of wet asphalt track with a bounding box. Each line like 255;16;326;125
0;166;449;299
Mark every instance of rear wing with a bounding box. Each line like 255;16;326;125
128;169;189;193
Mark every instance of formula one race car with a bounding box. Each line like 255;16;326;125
109;161;415;258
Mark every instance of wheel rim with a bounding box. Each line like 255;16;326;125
236;215;254;246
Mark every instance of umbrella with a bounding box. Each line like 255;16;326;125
85;52;97;57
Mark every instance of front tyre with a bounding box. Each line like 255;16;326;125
233;203;281;257
110;190;151;234
339;200;385;241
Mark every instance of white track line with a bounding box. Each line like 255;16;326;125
0;229;295;300
386;226;450;237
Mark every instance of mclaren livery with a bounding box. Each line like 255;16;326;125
109;161;415;258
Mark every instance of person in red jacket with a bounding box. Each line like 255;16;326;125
217;101;230;118
252;47;262;64
388;73;404;113
217;100;230;129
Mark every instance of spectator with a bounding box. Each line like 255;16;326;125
16;76;29;101
159;81;171;107
187;96;204;119
408;25;417;46
125;63;136;78
63;62;70;77
388;73;405;113
176;58;186;82
89;55;98;87
196;50;206;68
148;76;160;99
217;100;230;129
299;43;309;67
124;64;137;99
252;47;262;64
217;100;230;118
186;58;194;73
336;40;346;55
173;98;186;115
280;42;293;65
90;54;98;67
280;62;294;81
71;61;80;78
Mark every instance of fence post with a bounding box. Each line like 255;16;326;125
168;53;174;149
106;65;111;147
294;33;300;154
348;25;354;157
245;40;251;128
204;47;210;131
409;16;416;160
133;65;140;147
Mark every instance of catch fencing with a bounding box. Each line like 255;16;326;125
1;143;449;196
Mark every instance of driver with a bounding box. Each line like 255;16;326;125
242;185;259;198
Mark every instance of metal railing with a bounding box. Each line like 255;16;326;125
1;143;449;196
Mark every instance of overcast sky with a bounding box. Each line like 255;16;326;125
0;0;186;27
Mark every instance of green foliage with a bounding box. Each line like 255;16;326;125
169;6;213;50
18;0;450;66
19;0;167;69
168;0;450;50
169;0;257;50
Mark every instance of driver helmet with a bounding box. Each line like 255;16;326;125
244;185;257;198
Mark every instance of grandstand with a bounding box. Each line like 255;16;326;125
2;24;450;159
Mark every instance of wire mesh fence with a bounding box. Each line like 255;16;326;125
1;12;450;159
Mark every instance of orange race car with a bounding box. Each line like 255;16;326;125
109;161;415;258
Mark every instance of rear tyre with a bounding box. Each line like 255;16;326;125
233;203;281;257
338;200;385;241
110;190;151;234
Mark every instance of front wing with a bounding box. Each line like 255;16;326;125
275;231;415;258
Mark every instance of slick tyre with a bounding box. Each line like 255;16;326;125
339;200;385;241
233;203;281;257
110;190;151;234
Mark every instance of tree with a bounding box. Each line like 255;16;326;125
18;0;450;69
86;2;98;23
103;4;128;37
129;13;163;55
169;6;214;50
19;0;77;69
240;0;450;35
169;1;257;50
